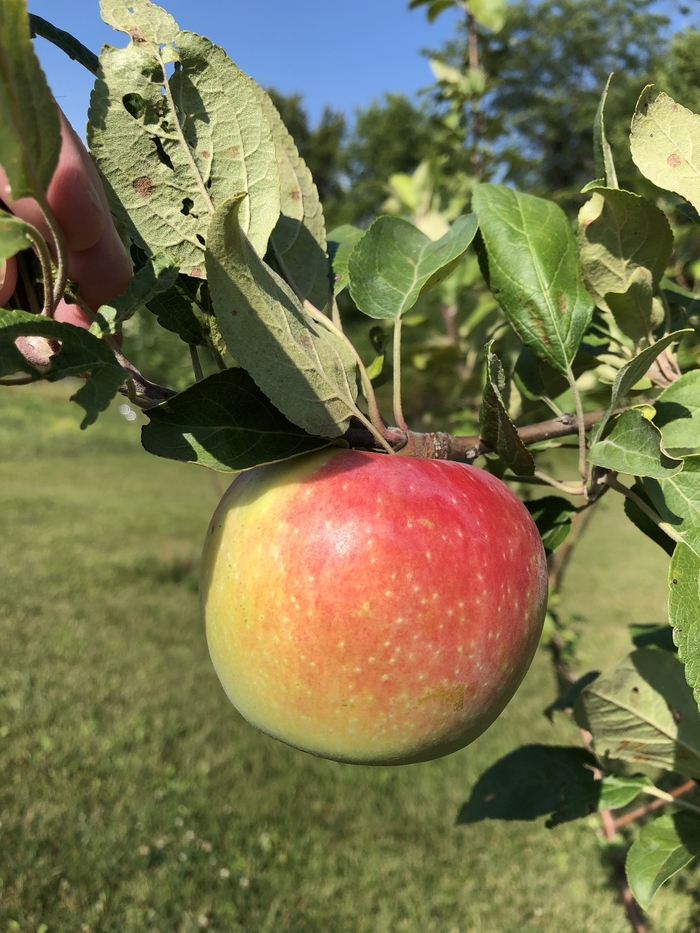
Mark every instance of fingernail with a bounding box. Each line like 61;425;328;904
0;260;6;289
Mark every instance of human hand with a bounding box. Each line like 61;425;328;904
0;110;132;326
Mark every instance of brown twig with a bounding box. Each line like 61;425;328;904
614;780;697;830
600;808;648;933
343;409;608;460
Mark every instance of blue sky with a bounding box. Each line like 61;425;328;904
29;0;462;138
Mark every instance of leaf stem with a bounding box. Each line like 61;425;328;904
533;469;586;497
640;785;700;818
32;189;68;310
393;317;408;432
566;365;588;482
304;302;395;454
605;473;684;544
21;220;55;315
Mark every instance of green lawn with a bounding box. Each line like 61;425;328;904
0;383;696;933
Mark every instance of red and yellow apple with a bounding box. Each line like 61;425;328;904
200;448;548;765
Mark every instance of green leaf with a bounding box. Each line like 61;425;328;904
0;309;126;427
145;273;207;346
630;87;700;214
0;0;61;199
348;214;478;321
655;371;700;454
623;481;677;557
588;409;683;479
29;14;99;76
574;648;700;777
408;0;456;24
328;225;366;296
473;184;594;375
626;813;700;910
0;210;37;260
593;74;618;189
588;330;691;447
252;83;330;312
89;6;280;275
524;496;577;556
645;456;700;560
597;774;655;811
90;252;179;336
479;341;535;475
668;543;700;707
578;188;673;343
142;368;332;472
456;745;600;826
469;0;507;33
205;197;359;438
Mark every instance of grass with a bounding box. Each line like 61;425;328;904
0;382;696;933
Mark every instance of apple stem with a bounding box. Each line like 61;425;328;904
392;317;409;433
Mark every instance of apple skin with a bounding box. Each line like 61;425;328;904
201;448;548;765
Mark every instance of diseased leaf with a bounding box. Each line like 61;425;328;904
0;309;126;427
100;0;179;44
206;197;359;438
251;83;330;312
630;88;700;214
142;368;331;471
328;225;366;296
473;184;594;375
456;745;600;826
655;371;700;454
574;648;700;777
0;0;61;201
588;409;683;479
0;209;37;260
348;214;478;321
89;8;280;274
90;252;179;336
626;813;700;910
578;187;672;343
524;496;577;556
645;456;700;560
668;543;700;707
479;341;535;475
593;74;618;189
588;330;691;447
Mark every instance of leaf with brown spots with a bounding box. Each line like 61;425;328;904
578;187;672;344
89;2;280;274
473;184;594;375
630;87;700;214
574;648;700;777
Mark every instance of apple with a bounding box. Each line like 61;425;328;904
200;448;548;765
